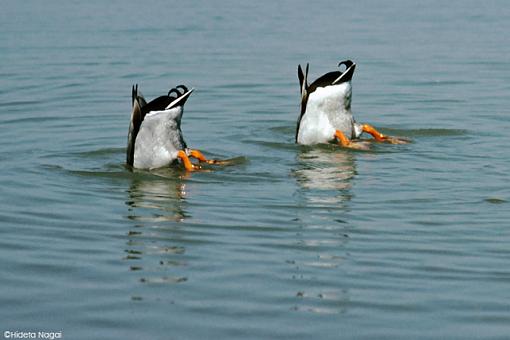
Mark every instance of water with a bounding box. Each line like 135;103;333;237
2;0;510;339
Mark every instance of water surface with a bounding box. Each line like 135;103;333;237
1;1;510;339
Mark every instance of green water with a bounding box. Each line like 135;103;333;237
1;0;510;339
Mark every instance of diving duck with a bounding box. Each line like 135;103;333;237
296;60;408;148
127;84;221;170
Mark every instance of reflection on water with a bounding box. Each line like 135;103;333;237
126;170;188;222
293;145;356;206
290;146;357;314
124;170;190;295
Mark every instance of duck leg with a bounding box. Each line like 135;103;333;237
362;124;409;144
334;130;369;150
188;149;228;165
177;150;201;171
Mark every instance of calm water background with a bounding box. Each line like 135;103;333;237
2;0;510;339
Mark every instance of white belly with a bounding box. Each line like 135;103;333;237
297;85;355;145
297;110;336;144
133;110;184;169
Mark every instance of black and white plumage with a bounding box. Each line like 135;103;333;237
295;60;363;145
127;84;193;169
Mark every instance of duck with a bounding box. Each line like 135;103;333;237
126;84;222;171
295;60;408;148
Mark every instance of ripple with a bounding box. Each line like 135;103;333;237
485;197;507;204
3;1;510;339
140;276;188;284
380;127;468;137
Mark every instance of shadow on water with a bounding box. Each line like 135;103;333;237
54;147;249;303
287;144;358;314
126;168;189;223
122;157;245;292
283;126;465;315
54;147;196;295
293;144;357;207
124;168;192;290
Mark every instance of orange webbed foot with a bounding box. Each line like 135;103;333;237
381;136;411;144
334;130;370;150
177;150;201;171
189;149;230;165
362;124;410;144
